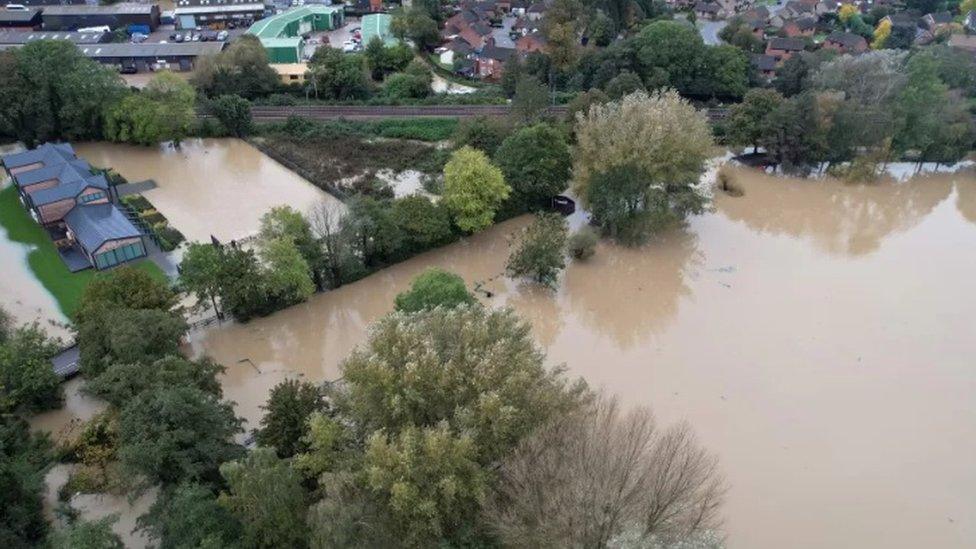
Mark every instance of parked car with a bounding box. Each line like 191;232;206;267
342;40;357;53
131;33;148;43
217;30;229;41
174;33;184;42
119;65;138;74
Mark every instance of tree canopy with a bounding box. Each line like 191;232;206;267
443;146;510;232
394;268;476;313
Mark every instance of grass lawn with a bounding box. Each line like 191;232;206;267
0;185;166;319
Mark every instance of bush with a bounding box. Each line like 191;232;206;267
568;226;598;260
394;268;476;313
121;195;152;212
154;224;185;250
139;210;166;226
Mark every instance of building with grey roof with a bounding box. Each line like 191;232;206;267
64;203;146;270
0;7;42;29
77;40;225;71
1;143;146;271
0;30;111;45
41;3;160;31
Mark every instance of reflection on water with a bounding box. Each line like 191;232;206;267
190;168;976;549
75;139;342;243
29;378;107;444
718;166;959;255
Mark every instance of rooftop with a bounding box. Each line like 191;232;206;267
361;13;395;46
32;174;109;207
76;41;225;58
248;5;341;38
1;142;76;171
0;7;41;23
12;158;90;187
768;37;806;51
40;3;156;16
0;30;108;44
64;203;141;252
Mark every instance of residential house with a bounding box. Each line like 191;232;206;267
822;30;867;53
815;0;839;15
921;11;953;32
765;36;805;63
694;1;721;20
740;5;769;25
948;33;976;54
476;44;514;79
439;36;474;66
1;143;147;271
782;15;816;37
751;53;777;80
526;1;546;20
515;31;546;53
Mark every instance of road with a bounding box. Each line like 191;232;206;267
242;104;569;120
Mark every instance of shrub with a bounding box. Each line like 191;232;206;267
568;226;598;260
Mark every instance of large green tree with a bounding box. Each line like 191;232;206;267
390;195;455;253
49;517;123;549
442;147;510;232
257;379;324;458
105;72;196;145
179;243;224;317
0;324;61;414
308;47;370;100
191;34;280;99
219;448;309;549
393;268;476;313
118;386;243;485
87;355;223;409
0;40;126;144
139;483;244;549
573;90;712;240
494;124;572;211
506;213;568;288
727;88;785;153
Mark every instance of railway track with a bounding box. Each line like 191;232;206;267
200;104;729;122
244;104;569;120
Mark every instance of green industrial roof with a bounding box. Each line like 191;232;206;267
259;37;303;48
248;5;342;39
361;13;396;46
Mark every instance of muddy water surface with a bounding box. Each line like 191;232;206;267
75;139;341;243
190;167;976;549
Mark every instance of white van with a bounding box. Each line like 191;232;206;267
5;4;29;11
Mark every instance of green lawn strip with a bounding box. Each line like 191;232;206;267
0;185;165;318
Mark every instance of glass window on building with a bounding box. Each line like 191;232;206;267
79;191;107;204
93;241;145;269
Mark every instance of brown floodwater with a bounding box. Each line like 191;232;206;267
187;165;976;548
75;139;341;243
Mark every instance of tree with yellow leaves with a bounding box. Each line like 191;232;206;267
838;3;858;25
872;18;891;49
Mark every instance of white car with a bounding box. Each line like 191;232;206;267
341;40;357;53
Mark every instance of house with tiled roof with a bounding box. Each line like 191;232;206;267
765;36;806;63
1;143;147;271
822;31;867;53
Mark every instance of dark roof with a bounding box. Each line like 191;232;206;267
446;36;473;54
471;21;491;35
51;344;80;379
480;44;514;61
0;7;42;23
13;158;90;187
65;203;141;253
77;41;225;58
926;11;952;24
31;173;108;206
794;16;817;30
768;37;806;51
752;53;777;71
695;1;720;13
0;30;108;44
885;13;917;26
527;1;546;13
40;3;156;15
1;142;75;170
826;31;866;49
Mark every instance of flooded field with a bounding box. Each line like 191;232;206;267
0;220;69;337
190;166;976;548
75;139;341;243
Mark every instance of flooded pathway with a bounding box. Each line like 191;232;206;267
190;167;976;548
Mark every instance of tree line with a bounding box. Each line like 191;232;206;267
1;259;725;548
725;47;976;175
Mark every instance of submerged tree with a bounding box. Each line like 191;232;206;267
573;90;712;243
486;393;725;548
257;379;325;458
442;147;510;233
394;268;476;313
507;213;568;288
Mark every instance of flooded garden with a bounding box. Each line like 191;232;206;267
186;165;976;549
75;139;341;243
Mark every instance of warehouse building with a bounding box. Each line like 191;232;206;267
0;30;112;46
77;41;225;72
247;5;343;63
361;13;395;47
174;0;265;30
0;7;43;30
41;3;159;32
